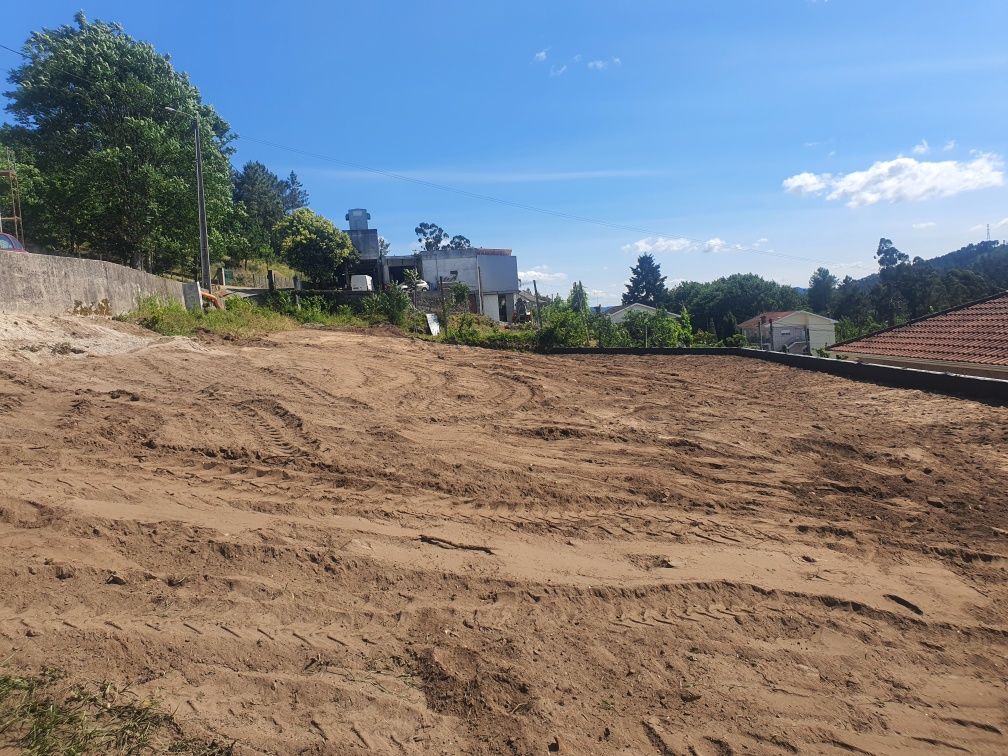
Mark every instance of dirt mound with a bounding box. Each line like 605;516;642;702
1;326;1006;754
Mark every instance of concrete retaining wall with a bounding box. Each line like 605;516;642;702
545;346;1008;402
0;252;191;316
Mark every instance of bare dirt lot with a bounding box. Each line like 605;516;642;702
1;318;1006;754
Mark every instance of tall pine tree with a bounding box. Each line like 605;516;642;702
282;171;309;213
622;253;667;306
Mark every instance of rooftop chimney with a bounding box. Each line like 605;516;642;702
345;208;370;231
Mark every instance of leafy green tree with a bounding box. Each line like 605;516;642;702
539;307;589;348
807;267;838;314
273;208;356;285
402;268;422;304
415;222;448;252
874;238;911;325
665;273;805;339
378;236;391;256
1;13;236;273
233;161;285;264
568;281;590;316
414;223;473;252
832;275;872;325
875;238;909;269
282;171;309;213
622;253;667;306
449;281;471;309
622;308;690;347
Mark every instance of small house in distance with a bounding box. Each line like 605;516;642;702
738;310;837;353
828;290;1008;378
601;303;660;324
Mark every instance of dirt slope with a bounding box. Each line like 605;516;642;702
1;319;1006;754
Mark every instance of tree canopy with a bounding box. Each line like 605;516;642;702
273;209;356;285
622;253;666;306
415;222;473;252
1;13;238;272
807;267;838;315
568;280;589;316
0;13;321;277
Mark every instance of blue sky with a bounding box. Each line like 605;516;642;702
4;1;1008;304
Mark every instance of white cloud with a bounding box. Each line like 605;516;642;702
612;57;622;66
621;235;736;255
782;172;829;194
912;221;937;229
943;139;957;152
573;54;582;63
621;236;692;254
782;153;1004;207
755;237;769;245
549;64;567;77
518;266;567;283
587;60;608;70
973;217;1008;232
912;139;930;155
533;49;547;62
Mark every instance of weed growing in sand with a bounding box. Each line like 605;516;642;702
0;667;233;755
130;296;296;339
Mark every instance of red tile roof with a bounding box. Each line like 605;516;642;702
831;291;1008;366
737;311;796;329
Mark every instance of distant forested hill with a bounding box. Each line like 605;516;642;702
854;240;1008;290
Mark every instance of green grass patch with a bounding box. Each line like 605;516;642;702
0;668;232;755
128;296;296;339
441;313;538;350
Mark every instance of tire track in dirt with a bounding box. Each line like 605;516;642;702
2;325;1006;754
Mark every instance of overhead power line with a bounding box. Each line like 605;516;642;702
0;40;829;266
238;136;826;265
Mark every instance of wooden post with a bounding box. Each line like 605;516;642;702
532;280;544;331
438;276;448;338
293;275;301;310
476;263;484;316
267;269;276;293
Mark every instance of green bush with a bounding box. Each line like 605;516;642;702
692;329;720;346
442;313;537;350
539;308;589;348
621;308;691;347
362;285;413;327
131;295;295;339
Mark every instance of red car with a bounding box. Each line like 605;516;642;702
0;232;25;252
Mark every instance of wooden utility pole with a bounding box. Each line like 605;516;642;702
532;280;544;331
438;276;448;337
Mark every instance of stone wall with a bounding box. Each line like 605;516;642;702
0;252;191;316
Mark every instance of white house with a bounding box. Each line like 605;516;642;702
738;310;837;352
603;303;661;324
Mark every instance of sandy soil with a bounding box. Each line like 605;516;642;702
1;317;1006;754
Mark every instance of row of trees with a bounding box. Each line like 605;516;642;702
622;254;805;339
807;239;1005;338
0;13;357;281
622;238;1007;343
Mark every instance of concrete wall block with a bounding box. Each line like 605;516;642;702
0;252;186;316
